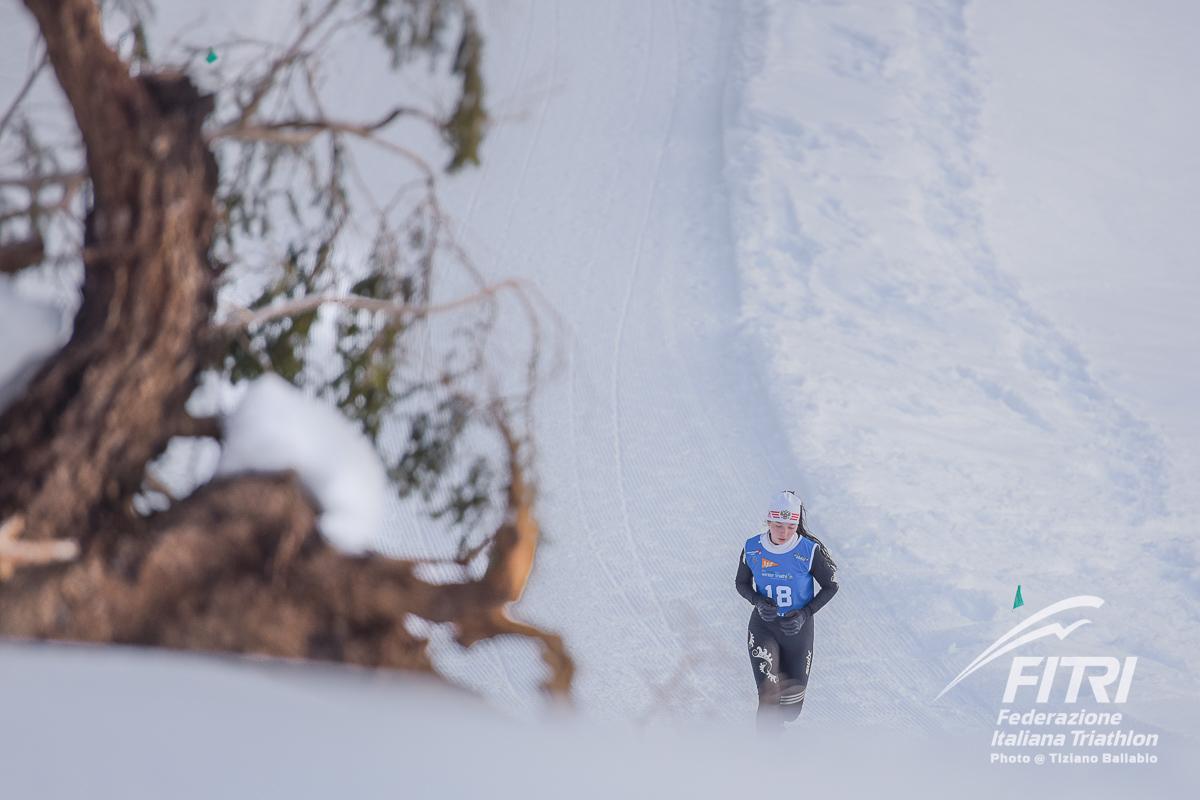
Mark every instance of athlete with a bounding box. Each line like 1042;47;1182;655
735;490;839;731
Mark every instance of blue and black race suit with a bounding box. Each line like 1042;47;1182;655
735;532;839;727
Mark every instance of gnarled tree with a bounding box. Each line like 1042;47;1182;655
0;0;570;696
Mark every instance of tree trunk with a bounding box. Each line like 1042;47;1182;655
0;0;217;546
0;0;573;698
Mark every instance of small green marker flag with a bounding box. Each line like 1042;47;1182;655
206;48;217;64
1013;585;1024;609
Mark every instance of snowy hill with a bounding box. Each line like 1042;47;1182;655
2;0;1198;795
719;0;1200;732
400;0;1200;738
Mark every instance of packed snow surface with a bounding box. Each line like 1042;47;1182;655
397;0;1200;733
0;277;64;414
0;0;1198;795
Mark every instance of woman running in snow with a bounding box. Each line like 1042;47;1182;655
735;490;839;731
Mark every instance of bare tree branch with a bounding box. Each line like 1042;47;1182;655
0;171;87;230
0;48;49;142
0;170;86;190
0;515;80;581
141;472;177;504
210;104;443;144
173;413;222;441
217;278;528;334
0;234;44;274
455;606;574;696
230;0;343;128
208;116;437;184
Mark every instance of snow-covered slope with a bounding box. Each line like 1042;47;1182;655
399;0;1200;742
2;0;1198;792
721;0;1200;732
395;0;962;730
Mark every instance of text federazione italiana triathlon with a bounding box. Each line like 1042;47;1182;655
992;709;1159;750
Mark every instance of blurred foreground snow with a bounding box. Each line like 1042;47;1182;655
2;640;1190;799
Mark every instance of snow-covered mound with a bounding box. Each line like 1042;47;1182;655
1;640;1190;800
216;373;388;554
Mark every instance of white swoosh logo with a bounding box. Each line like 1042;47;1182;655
934;595;1104;701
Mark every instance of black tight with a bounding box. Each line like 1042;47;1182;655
746;608;814;731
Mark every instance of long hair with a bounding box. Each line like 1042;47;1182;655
782;489;810;535
786;490;836;567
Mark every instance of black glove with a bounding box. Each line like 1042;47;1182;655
754;596;778;622
779;608;810;636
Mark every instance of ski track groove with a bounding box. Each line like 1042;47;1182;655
633;0;755;708
720;0;953;730
566;2;678;673
436;1;542;705
493;4;557;273
607;0;671;600
463;0;535;232
659;0;768;529
401;0;537;685
658;6;740;700
604;0;729;713
483;1;560;704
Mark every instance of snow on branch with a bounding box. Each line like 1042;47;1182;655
215;373;387;555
